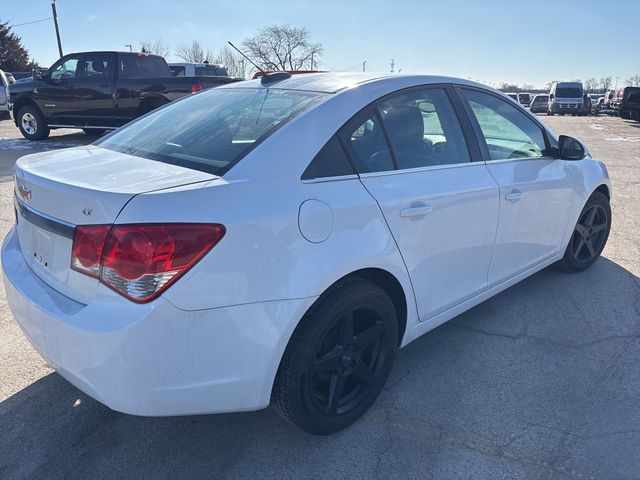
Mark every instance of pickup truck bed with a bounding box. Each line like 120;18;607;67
8;51;242;140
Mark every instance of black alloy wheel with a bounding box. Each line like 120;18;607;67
272;277;398;434
557;191;611;272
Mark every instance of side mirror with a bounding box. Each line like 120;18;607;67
557;135;586;160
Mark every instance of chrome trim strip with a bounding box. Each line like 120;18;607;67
358;161;482;179
15;197;75;239
484;155;556;165
47;124;117;129
301;174;359;184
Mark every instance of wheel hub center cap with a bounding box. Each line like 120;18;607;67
337;353;357;374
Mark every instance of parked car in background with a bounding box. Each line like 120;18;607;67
548;81;584;115
506;92;518;101
2;72;611;435
603;90;616;108
8;51;241;140
613;87;640;121
0;69;16;116
169;62;229;77
517;92;531;107
529;94;549;113
580;94;592;116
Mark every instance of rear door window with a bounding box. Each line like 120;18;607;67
78;54;114;81
340;110;394;173
377;88;471;169
119;55;170;78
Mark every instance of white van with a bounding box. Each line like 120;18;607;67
548;82;584;116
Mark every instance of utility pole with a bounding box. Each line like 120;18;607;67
310;51;315;70
390;59;395;73
362;60;367;72
51;0;63;58
125;44;133;52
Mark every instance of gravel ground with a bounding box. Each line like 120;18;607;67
0;115;639;480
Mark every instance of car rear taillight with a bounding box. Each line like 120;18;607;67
191;83;204;94
71;224;225;302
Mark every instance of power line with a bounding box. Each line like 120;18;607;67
11;17;52;28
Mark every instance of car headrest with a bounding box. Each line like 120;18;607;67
383;106;424;149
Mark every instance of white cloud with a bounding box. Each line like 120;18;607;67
88;14;98;21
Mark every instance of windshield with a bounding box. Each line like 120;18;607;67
518;94;530;102
97;88;323;175
555;87;582;98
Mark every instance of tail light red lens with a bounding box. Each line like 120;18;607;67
71;224;225;302
191;83;204;94
71;225;110;278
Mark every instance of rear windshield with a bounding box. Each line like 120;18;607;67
555;87;582;98
97;88;323;175
518;94;530;102
534;95;548;102
195;65;228;76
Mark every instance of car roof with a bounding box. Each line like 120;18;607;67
223;72;490;94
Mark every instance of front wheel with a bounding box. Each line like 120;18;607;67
557;192;611;272
272;277;398;435
17;105;50;140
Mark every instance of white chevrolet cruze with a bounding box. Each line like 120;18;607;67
2;73;611;434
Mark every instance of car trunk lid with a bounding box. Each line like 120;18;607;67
14;145;216;304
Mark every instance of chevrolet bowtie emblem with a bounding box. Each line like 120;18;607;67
18;183;31;201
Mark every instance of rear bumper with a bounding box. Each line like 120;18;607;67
2;227;314;416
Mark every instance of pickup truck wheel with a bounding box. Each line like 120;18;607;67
17;106;50;140
139;99;167;116
82;128;106;136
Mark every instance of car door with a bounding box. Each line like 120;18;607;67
74;53;117;127
458;87;574;286
340;86;500;321
36;54;83;124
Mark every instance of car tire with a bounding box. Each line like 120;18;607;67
82;128;106;136
17;105;50;140
556;191;611;273
272;277;398;435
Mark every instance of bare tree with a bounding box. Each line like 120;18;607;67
139;37;170;58
600;76;613;92
175;40;214;63
544;80;559;91
242;25;323;71
584;77;599;92
625;74;640;87
213;46;249;78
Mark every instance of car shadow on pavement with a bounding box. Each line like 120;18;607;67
1;257;639;480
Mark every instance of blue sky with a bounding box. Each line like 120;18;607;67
4;0;638;87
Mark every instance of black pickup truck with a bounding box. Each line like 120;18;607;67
9;51;241;140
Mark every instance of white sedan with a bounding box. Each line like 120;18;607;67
2;73;611;434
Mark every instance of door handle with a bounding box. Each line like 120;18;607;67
505;189;524;202
400;205;433;217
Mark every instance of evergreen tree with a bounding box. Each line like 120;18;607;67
0;20;35;71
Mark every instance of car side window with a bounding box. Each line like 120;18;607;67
302;135;354;180
377;88;471;169
340;110;394;173
78;54;113;81
461;89;547;160
50;56;80;81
